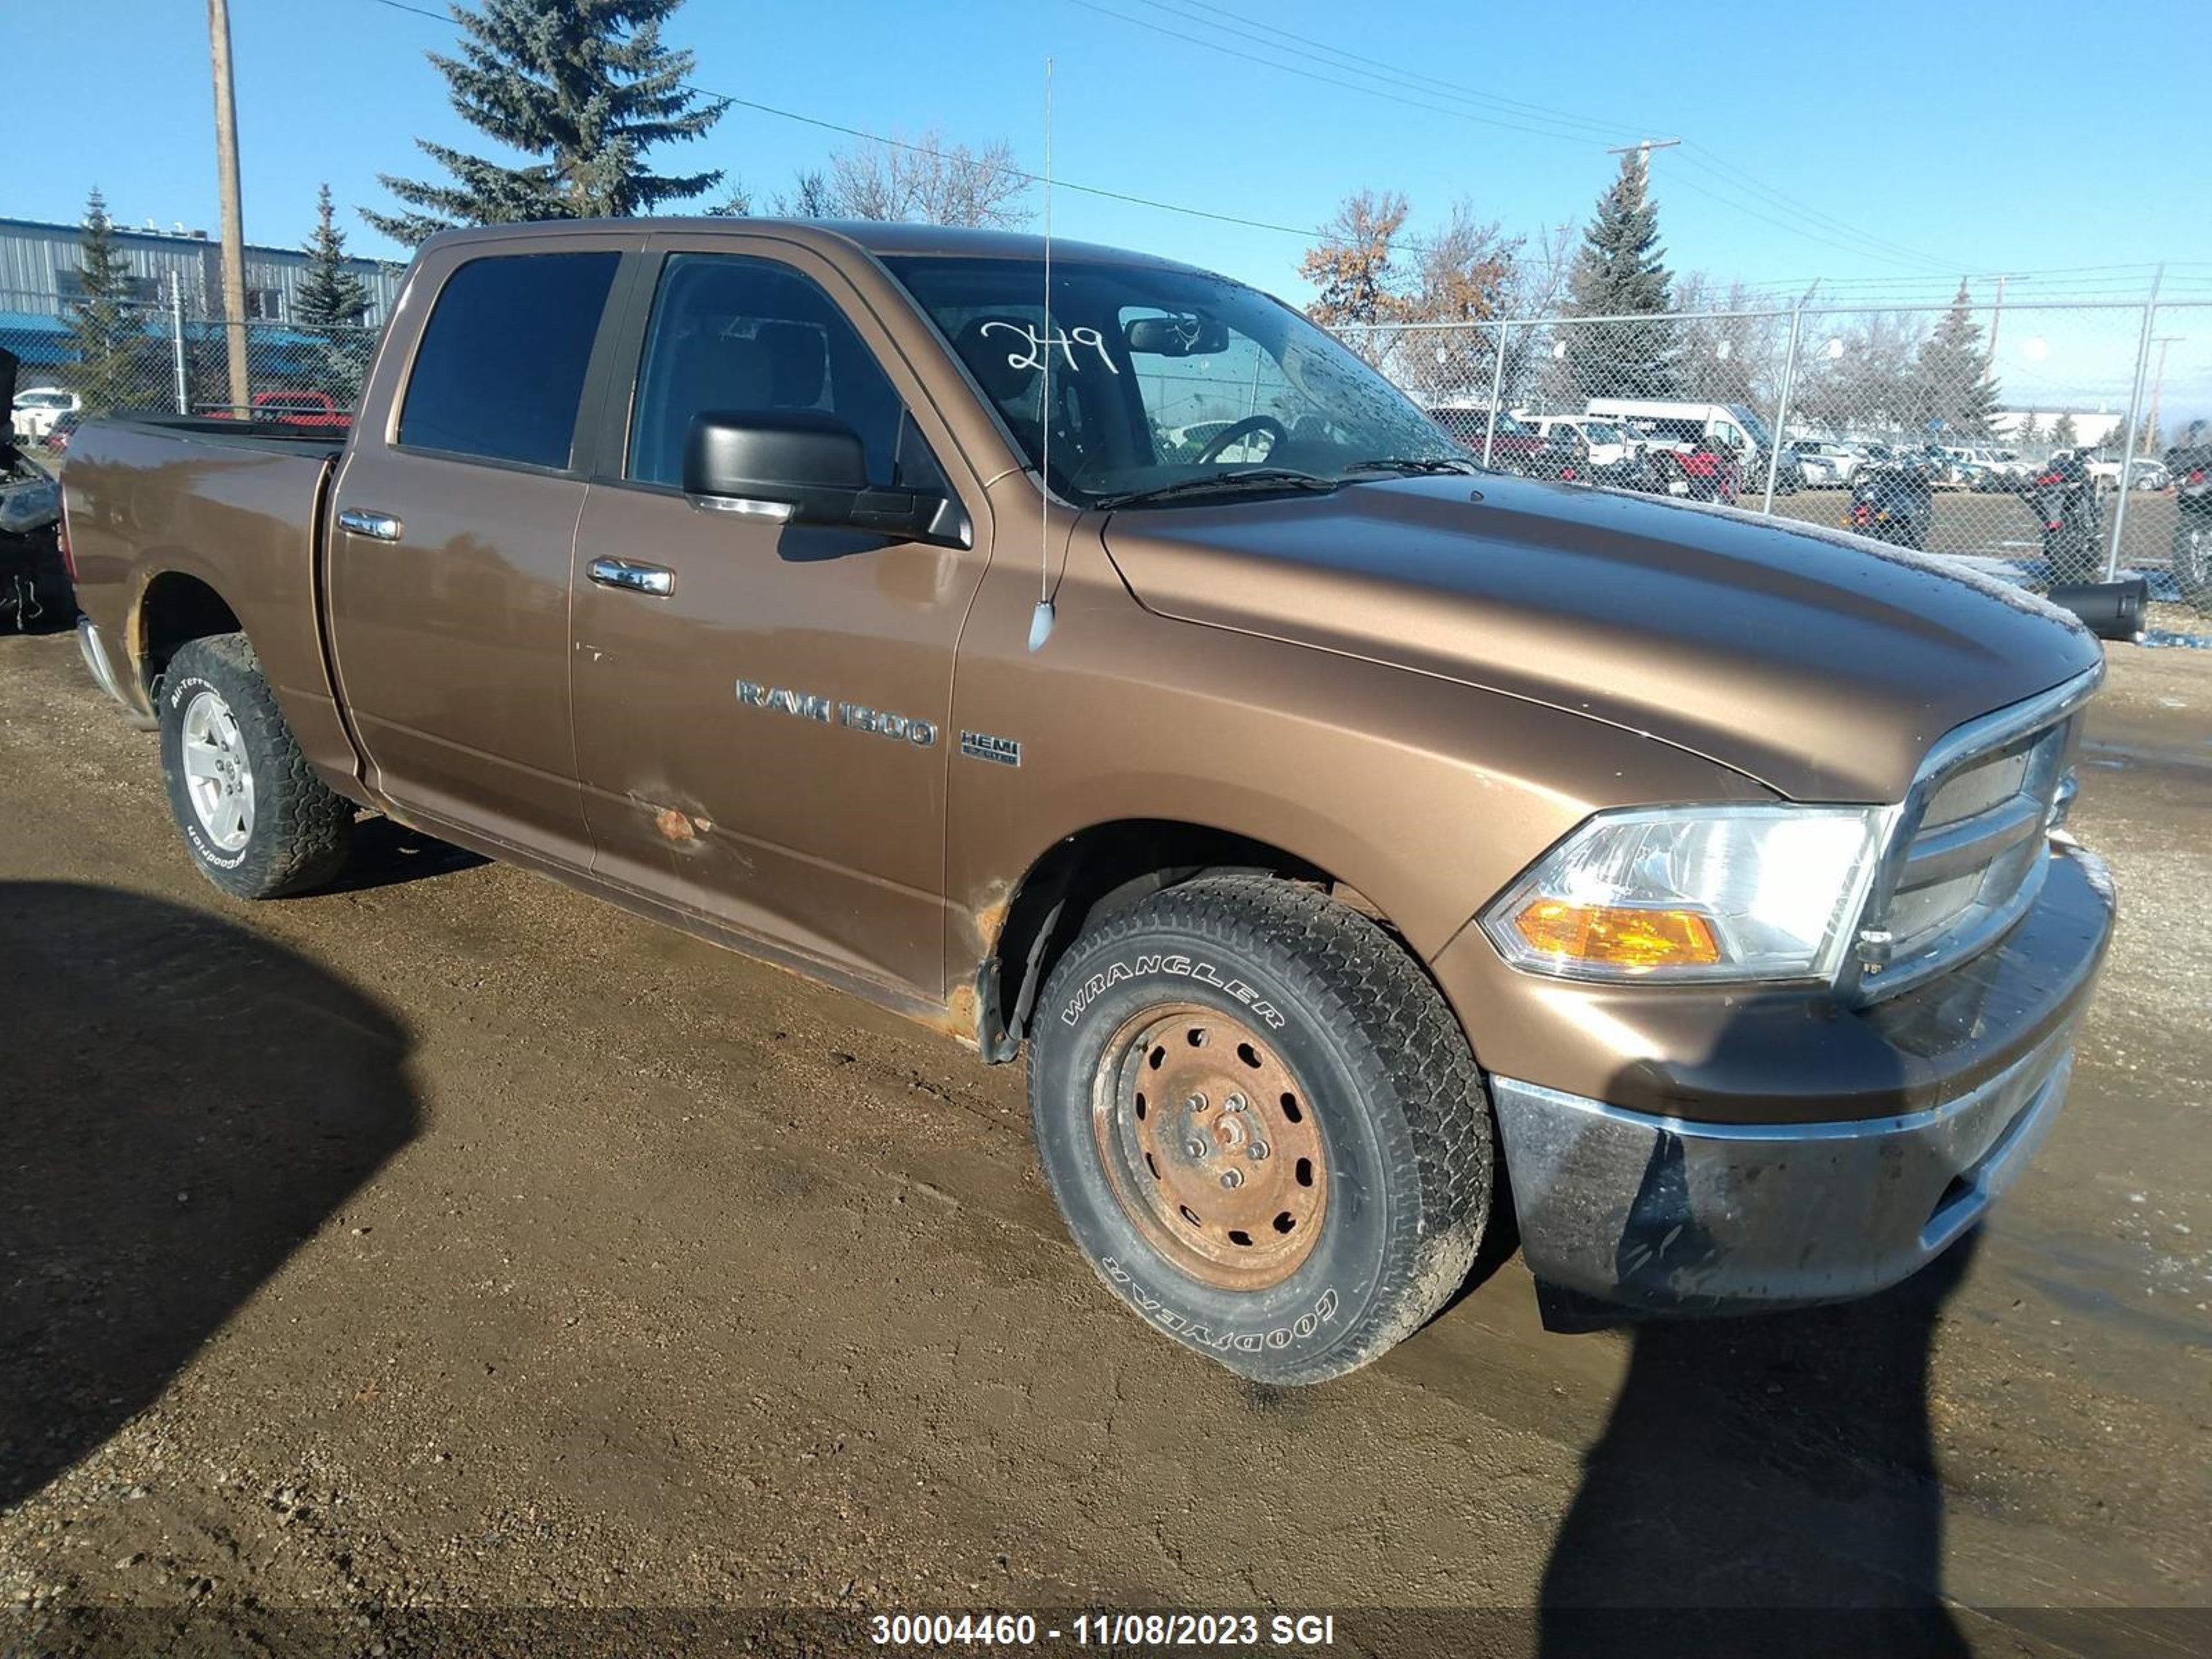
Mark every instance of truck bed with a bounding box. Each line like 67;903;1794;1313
64;418;348;769
91;413;349;459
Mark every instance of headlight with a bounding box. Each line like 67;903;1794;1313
1481;805;1892;984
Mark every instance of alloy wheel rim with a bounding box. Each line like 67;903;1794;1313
180;688;254;852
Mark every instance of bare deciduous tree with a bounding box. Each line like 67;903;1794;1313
822;132;1031;228
1408;200;1515;324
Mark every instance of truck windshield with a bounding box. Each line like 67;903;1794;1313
881;255;1463;507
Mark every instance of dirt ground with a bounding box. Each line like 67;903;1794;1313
1;624;2208;1658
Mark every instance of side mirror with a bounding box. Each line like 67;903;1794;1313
682;410;968;546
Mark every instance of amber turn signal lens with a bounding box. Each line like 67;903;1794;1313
1512;900;1722;969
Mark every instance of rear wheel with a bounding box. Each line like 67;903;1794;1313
1029;876;1492;1383
158;633;352;898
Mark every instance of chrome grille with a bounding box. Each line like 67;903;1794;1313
1855;668;2099;1000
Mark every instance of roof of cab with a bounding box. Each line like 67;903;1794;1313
415;216;1209;274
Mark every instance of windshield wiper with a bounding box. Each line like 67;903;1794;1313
1342;456;1481;478
1091;469;1342;512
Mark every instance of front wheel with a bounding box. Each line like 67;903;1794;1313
158;632;353;898
1028;877;1493;1384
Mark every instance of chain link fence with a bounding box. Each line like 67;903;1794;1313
6;277;2206;609
1340;297;2212;601
3;283;379;443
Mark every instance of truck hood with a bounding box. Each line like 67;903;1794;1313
1099;474;2099;802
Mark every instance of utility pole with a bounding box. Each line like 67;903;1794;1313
1987;273;2007;364
207;0;251;415
1605;137;1681;182
2105;264;2162;581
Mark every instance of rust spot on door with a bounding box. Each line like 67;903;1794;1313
653;807;697;844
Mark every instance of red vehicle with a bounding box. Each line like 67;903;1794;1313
250;389;353;431
1427;404;1548;473
1662;433;1743;503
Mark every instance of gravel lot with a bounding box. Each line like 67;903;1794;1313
1;624;2207;1658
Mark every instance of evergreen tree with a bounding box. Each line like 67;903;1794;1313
297;185;371;326
1910;283;2001;439
2049;411;2079;451
365;0;726;245
1563;151;1678;399
2012;412;2038;449
297;185;375;406
62;188;151;416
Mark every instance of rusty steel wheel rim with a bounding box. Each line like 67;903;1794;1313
1091;1002;1328;1291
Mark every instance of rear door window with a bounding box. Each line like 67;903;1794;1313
398;251;621;469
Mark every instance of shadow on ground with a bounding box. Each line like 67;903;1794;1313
0;881;418;1508
1530;1005;1985;1656
328;816;489;894
1537;1242;1975;1657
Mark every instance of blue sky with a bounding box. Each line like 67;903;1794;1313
12;0;2212;413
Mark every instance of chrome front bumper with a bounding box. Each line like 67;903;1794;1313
1490;1023;2076;1311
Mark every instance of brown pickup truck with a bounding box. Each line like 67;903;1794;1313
64;220;2114;1382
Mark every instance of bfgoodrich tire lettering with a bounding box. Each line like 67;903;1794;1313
158;632;353;899
1029;876;1492;1383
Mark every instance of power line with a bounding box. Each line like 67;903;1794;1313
1675;145;1969;274
1154;0;1647;139
357;0;1378;245
351;0;2209;303
1124;0;1977;276
1065;0;1638;144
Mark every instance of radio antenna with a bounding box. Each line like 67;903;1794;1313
1027;56;1058;653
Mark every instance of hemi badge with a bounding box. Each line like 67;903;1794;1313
960;731;1022;767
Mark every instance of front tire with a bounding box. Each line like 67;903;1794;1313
1029;877;1492;1384
158;632;353;899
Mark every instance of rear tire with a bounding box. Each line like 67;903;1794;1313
158;632;352;899
1028;876;1492;1384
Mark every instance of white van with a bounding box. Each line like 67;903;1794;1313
1524;413;1643;467
1584;398;1771;462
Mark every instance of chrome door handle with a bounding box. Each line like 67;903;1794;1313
587;556;674;597
337;507;404;541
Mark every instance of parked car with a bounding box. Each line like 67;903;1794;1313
2164;436;2210;611
1584;397;1799;494
1790;439;1861;487
251;388;353;431
10;386;81;442
2085;456;2169;492
1427;404;1547;471
1;353;70;628
42;410;85;455
1795;451;1846;489
63;219;2115;1384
